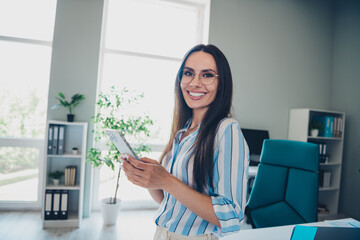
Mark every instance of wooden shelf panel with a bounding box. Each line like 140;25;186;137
45;184;80;190
47;154;82;158
319;186;339;191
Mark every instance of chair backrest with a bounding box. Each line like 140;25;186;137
245;139;319;228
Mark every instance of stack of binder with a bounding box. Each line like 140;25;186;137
44;189;69;220
310;142;328;163
319;171;331;188
65;165;77;186
48;124;66;155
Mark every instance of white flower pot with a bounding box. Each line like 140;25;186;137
101;198;121;225
52;179;60;186
311;129;319;137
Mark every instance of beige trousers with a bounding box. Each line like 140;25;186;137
154;226;219;240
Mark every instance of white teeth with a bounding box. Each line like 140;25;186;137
189;91;205;97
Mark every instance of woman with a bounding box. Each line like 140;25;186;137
121;44;249;239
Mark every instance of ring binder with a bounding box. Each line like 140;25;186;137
60;190;69;219
44;189;53;220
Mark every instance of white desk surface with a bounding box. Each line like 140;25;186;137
220;218;360;240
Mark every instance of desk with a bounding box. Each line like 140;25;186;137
220;218;360;240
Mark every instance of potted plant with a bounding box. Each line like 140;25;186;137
87;86;153;225
309;119;323;137
48;170;64;186
72;147;79;155
51;92;85;122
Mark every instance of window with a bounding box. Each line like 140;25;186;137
0;0;57;208
93;0;210;209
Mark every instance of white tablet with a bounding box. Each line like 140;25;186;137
105;129;140;160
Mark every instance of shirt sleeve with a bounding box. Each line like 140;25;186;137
210;119;249;235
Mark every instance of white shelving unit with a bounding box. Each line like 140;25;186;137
288;108;345;219
41;120;87;228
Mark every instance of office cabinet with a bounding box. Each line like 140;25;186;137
42;120;87;228
288;108;345;219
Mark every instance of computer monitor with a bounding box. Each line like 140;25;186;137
241;128;269;165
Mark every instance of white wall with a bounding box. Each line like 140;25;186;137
47;0;104;217
209;0;334;139
209;0;359;220
332;0;360;220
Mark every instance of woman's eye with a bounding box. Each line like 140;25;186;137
184;71;194;77
202;72;214;78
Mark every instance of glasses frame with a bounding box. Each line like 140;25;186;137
179;68;219;86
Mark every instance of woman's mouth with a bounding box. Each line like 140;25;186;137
187;91;206;99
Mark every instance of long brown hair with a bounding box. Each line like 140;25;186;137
160;44;233;193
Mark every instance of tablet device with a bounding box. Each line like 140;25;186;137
105;129;140;161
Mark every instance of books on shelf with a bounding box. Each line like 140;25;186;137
43;189;69;220
324;116;334;138
310;141;328;164
319;171;331;188
48;124;66;155
311;116;343;138
65;165;77;186
333;117;343;138
318;203;329;214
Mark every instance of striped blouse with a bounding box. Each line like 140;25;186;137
154;117;249;237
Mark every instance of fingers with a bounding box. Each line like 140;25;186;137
139;157;159;164
120;154;145;170
122;158;143;177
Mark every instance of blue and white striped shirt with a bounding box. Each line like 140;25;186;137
155;118;249;237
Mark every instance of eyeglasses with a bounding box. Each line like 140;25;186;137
180;68;219;86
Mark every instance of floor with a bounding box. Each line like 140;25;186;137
0;209;252;240
0;209;158;240
0;209;349;240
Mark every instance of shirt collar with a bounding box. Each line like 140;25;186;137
175;118;201;142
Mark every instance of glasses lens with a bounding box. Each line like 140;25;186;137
181;69;194;83
200;71;216;85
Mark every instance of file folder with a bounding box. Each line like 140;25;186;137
58;125;66;155
60;190;69;219
52;190;61;219
44;189;53;220
52;125;59;155
291;225;360;240
47;125;54;154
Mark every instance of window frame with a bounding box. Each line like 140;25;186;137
0;1;56;209
91;0;210;211
0;35;52;209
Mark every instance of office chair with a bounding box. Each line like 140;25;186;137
245;139;319;228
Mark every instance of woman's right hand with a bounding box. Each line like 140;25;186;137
121;154;174;191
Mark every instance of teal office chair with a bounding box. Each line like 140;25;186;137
245;139;319;228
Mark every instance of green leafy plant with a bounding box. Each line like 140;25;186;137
48;170;64;180
309;120;323;131
87;86;153;204
51;92;85;115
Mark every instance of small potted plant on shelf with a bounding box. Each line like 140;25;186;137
72;147;79;155
48;170;64;186
51;92;85;122
309;120;323;137
87;86;153;225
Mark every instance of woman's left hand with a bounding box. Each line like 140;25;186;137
121;154;173;190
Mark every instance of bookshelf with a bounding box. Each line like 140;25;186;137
288;108;345;219
42;120;87;228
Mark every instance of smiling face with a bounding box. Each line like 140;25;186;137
180;51;219;118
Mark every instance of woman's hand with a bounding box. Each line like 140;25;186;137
121;154;173;190
121;154;220;226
